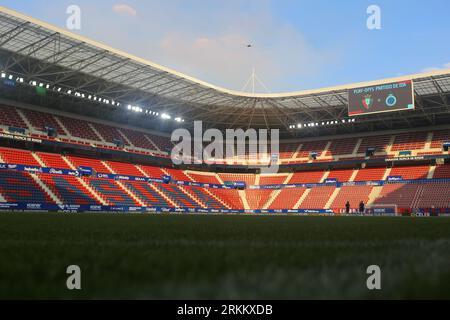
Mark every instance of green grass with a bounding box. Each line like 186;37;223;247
0;213;449;299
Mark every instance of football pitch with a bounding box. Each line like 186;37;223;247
0;213;449;299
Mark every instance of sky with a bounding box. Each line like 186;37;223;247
1;0;449;93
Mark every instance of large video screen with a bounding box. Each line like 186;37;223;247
348;80;414;116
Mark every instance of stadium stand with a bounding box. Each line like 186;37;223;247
289;171;325;184
327;138;358;156
0;170;54;203
296;140;328;158
431;129;450;149
357;135;391;154
389;165;430;180
434;164;450;179
354;167;387;181
326;169;355;182
67;156;111;173
0;8;449;217
268;188;307;210
0;104;449;213
21;109;65;135
331;186;373;210
57;115;102;142
88;178;137;206
0;105;28;128
259;174;288;185
39;174;97;205
373;183;418;208
0;147;40;166
0;145;449;212
246;189;273;210
300;186;336;209
219;173;256;186
106;161;142;176
123;181;172;207
391;132;428;151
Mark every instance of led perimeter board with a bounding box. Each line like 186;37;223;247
348;80;414;116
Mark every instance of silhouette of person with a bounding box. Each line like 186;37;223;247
359;201;365;215
345;201;351;214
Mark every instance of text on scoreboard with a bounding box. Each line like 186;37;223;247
348;80;414;116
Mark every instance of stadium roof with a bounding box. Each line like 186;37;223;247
0;6;450;136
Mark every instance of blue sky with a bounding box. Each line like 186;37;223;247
1;0;449;93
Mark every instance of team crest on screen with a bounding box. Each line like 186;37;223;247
362;95;373;109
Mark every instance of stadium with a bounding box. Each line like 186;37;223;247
0;5;449;300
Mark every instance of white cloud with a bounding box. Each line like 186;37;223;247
421;67;441;73
76;1;339;92
112;4;137;17
421;62;450;73
153;9;337;92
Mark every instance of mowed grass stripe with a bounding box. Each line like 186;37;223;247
0;213;449;299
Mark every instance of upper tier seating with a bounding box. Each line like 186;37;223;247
327;138;357;156
297;140;328;158
431;130;450;149
391;132;428;151
119;128;157;150
279;143;299;159
1;103;448;163
357;135;391;154
21;109;65;135
433;164;450;179
90;123;129;145
57;115;102;141
147;134;173;152
0;105;27;128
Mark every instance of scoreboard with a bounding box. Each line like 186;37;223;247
348;80;414;116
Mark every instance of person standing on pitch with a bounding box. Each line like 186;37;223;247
345;201;351;215
359;201;365;215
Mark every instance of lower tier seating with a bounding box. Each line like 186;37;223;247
0;170;54;203
331;186;373;210
0;148;449;211
39;174;98;205
87;178;138;206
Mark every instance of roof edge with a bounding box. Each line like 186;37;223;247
1;6;450;99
